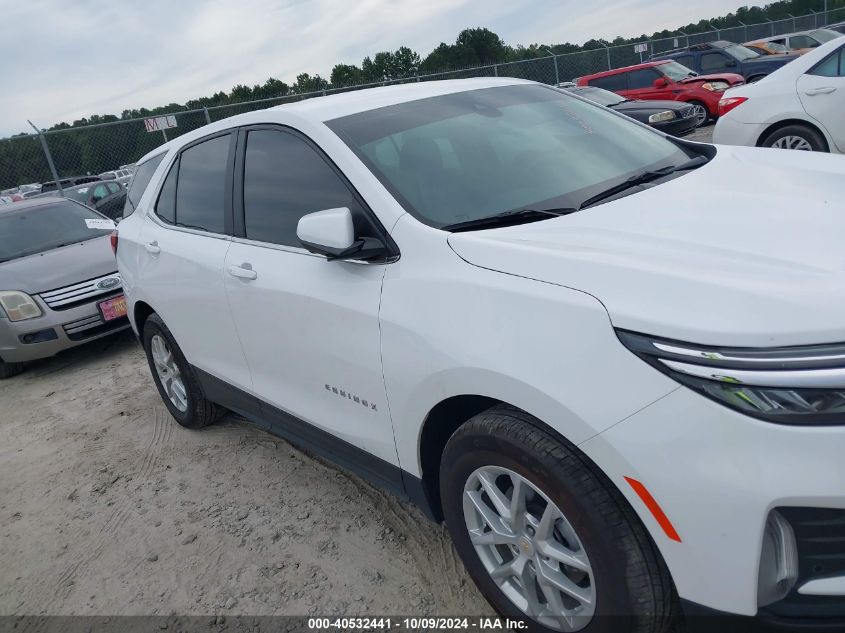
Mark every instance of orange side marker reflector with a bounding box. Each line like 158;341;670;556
624;476;682;543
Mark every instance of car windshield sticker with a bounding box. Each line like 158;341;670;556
84;218;116;230
77;187;89;194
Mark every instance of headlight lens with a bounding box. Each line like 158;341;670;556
617;329;845;425
701;81;729;92
0;291;43;322
648;111;676;123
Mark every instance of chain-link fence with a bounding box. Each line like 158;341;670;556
1;6;843;195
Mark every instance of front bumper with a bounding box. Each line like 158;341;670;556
0;293;129;363
580;386;845;619
654;116;698;137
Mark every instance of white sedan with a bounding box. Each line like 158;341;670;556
713;35;844;152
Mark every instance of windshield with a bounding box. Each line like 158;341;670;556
568;86;625;106
657;61;697;80
0;201;112;262
723;44;760;60
328;85;689;228
811;29;841;43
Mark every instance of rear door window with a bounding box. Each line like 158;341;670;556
124;153;165;216
589;73;627;91
701;52;731;71
174;134;231;233
809;48;844;76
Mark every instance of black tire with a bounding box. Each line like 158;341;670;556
440;405;677;633
0;358;26;379
747;75;766;84
141;313;224;428
688;101;709;127
760;124;828;152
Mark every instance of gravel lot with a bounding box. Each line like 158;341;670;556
686;123;714;144
0;330;490;618
1;127;713;619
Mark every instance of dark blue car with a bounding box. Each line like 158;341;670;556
652;40;800;83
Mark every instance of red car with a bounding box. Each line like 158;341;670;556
577;60;744;126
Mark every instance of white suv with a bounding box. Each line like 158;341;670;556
116;78;845;632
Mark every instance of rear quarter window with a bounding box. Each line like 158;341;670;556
123;153;166;218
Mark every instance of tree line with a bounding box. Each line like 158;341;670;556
0;0;840;189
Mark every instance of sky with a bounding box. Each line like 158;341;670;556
0;0;745;136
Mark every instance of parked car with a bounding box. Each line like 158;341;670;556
60;181;127;220
827;21;845;35
652;40;800;83
576;60;744;126
40;175;100;193
713;36;845;152
0;197;127;378
98;169;133;187
116;78;845;632
562;85;699;136
750;28;842;54
744;40;794;56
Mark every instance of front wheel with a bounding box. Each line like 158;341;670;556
440;406;677;633
688;101;709;127
761;124;828;152
0;358;26;379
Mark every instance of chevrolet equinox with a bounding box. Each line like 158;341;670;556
115;78;845;632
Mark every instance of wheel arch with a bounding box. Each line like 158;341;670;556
132;299;156;335
417;395;595;522
756;118;831;151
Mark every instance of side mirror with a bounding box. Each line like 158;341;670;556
725;59;738;67
653;77;669;88
297;207;388;262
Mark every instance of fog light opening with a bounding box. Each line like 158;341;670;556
758;510;799;607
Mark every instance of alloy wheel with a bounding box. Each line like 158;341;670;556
771;135;813;151
463;466;596;631
692;104;708;127
150;334;188;412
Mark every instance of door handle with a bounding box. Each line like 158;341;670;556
144;241;161;255
227;263;257;280
805;86;836;95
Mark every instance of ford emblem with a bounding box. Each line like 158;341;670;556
97;277;121;290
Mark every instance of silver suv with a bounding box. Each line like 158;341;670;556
0;198;129;378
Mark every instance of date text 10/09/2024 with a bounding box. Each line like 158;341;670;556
307;617;528;630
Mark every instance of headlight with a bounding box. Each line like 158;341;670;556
648;111;676;123
701;82;729;92
0;291;43;322
617;329;845;425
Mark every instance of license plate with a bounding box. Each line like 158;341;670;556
99;295;127;321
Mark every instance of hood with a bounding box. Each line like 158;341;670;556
0;236;117;295
447;146;845;348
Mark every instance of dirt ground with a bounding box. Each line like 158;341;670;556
0;330;491;618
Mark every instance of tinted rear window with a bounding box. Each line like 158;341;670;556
124;153;165;217
0;201;112;262
588;73;627;91
174;134;231;233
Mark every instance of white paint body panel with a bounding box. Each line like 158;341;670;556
713;37;845;152
116;77;845;618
